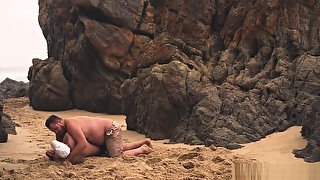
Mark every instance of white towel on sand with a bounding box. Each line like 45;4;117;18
51;140;70;158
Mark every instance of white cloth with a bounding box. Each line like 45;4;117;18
51;140;70;158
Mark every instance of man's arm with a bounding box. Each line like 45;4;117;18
64;133;101;157
65;122;88;164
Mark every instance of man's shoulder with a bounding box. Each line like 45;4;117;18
65;116;87;121
65;118;82;126
66;116;112;123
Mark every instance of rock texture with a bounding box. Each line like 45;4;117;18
0;99;17;143
0;99;7;143
0;78;24;142
28;58;72;111
30;0;320;160
0;78;29;99
294;98;320;162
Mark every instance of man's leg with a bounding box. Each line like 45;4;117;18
123;139;153;151
105;123;154;157
123;144;154;156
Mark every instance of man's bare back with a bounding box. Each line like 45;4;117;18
64;116;113;147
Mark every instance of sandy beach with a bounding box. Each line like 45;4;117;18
1;98;235;179
1;97;320;180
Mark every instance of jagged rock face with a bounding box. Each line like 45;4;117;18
123;0;320;150
0;78;29;99
32;0;320;160
33;0;150;113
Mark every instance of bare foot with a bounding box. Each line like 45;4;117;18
143;139;153;150
140;144;154;154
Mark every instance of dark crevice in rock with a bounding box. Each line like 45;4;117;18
134;0;154;40
236;84;252;92
286;38;301;60
135;0;148;30
251;38;260;58
211;0;233;33
133;29;154;40
168;8;178;14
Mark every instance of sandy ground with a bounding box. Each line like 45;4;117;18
1;98;319;180
232;126;320;180
0;98;235;179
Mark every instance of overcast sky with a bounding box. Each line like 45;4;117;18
0;0;47;82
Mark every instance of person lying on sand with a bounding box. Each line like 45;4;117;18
45;115;154;164
48;132;153;162
46;132;102;161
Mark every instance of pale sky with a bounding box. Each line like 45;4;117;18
0;0;47;82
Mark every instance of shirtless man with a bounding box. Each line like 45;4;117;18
45;115;153;164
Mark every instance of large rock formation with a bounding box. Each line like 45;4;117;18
30;0;320;161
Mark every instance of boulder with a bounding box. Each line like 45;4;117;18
2;113;17;135
0;78;29;99
28;58;72;111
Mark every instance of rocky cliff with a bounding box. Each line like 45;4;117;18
29;0;320;161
